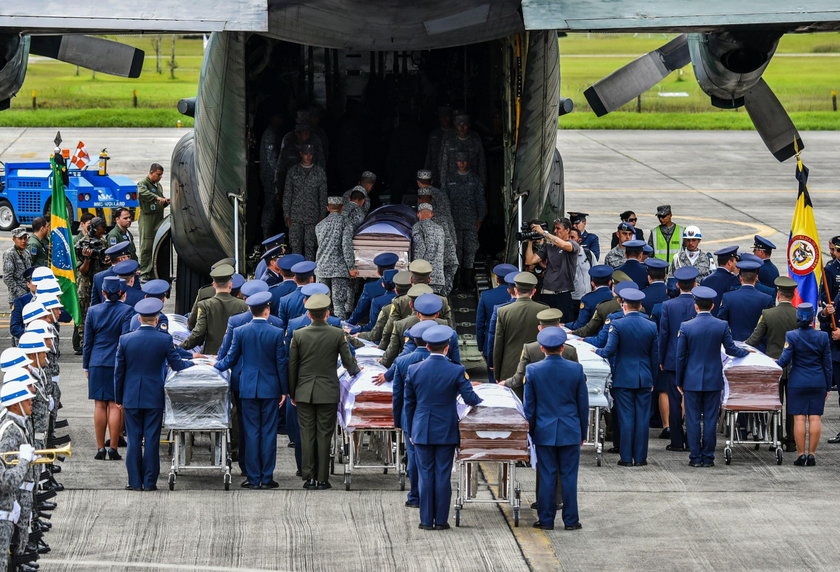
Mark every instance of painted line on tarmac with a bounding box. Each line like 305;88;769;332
39;560;276;571
567;188;840;193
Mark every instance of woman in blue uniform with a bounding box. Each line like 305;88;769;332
83;276;135;461
776;303;832;466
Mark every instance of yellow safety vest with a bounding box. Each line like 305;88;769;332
652;224;683;264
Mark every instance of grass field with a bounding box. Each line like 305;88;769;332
1;32;839;129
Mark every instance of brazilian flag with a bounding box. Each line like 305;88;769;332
49;154;81;324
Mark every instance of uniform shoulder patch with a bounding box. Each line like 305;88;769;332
30;247;38;255
160;323;168;331
604;318;611;325
579;302;585;309
609;325;615;333
109;237;117;245
783;341;789;349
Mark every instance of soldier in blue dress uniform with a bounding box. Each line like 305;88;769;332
822;236;840;304
254;233;286;282
115;298;193;491
268;253;305;314
642;258;669;317
275;260;316;324
564;265;613;330
128;279;170;332
615;240;648;289
352;269;399;335
91;241;139;306
484;271;518;382
676;286;749;467
113;260;145;308
347;252;398;326
717;260;774;341
568;212;600;260
524;327;588;530
475;263;518;357
700;246;741;316
752;235;780;291
404;325;482;530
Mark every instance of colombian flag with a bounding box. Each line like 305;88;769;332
787;159;822;309
49;154;81;324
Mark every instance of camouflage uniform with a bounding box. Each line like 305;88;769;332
2;246;31;306
259;125;282;237
0;410;35;570
106;225;137;261
604;245;627;269
136;176;166;279
445;171;486;270
411;219;458;295
274;132;326;200
342;187;370;214
27;367;51;450
45;323;61;412
424;126;453;185
342;202;366;231
283;164;328;261
439;131;486;188
669;248;717;280
315;212;356;320
75;238;107;352
357;301;393;344
26;235;49;268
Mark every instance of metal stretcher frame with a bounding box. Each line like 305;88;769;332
166;429;232;490
454;460;522;527
721;378;784;465
339;425;405;491
584;406;606;466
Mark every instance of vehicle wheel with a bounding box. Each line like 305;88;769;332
724;448;732;465
775;448;784;465
168;473;176;491
0;200;18;232
43;198;74;227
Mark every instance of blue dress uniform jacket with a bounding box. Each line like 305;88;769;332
658;293;697;371
82;300;135;369
717;285;774;341
215;319;286;398
484;298;514;365
596;312;659;388
400;328;460;364
581;231;600;260
758;259;780;290
616;259;648;290
276;286;306;325
676;313;749;391
523;354;588;528
565;286;613;330
777;328;832;391
359;290;396;333
642;282;668;316
823;258;840;303
217;311;284;392
91;266;141;306
269;279;297;316
583;310;624;348
347;279;386;325
263;268;282;287
128;312;169;332
390;347;430;505
700;268;741;317
122;286;145;308
10;292;33;340
476;284;511;354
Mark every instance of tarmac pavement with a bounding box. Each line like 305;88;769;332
1;128;840;570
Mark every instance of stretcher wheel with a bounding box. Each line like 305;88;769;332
596;453;602;467
399;473;405;491
775;448;783;465
224;473;231;491
383;468;388;474
344;472;351;491
168;472;176;491
455;508;461;527
724;448;732;465
330;456;335;475
513;508;520;527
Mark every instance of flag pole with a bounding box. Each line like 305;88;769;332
822;264;837;329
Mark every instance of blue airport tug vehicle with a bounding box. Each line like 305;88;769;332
0;151;139;232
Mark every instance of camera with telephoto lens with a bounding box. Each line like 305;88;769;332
516;221;548;242
75;236;108;265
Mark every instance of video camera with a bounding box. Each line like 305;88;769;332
75;236;108;265
515;220;548;242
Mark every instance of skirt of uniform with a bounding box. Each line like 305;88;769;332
787;387;826;416
88;366;115;401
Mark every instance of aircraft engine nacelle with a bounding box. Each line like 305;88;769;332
689;31;783;109
0;34;29;111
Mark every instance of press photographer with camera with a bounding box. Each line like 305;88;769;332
523;217;580;318
75;216;109;353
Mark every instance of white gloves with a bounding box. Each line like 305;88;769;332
17;444;35;464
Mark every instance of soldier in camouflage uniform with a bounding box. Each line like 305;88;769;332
283;145;328;261
136;164;169;281
17;333;51;450
342;189;366;231
26;218;50;268
438;113;486;188
424;106;453;186
445;153;486;288
3;228;32;307
106;208;137;261
274;123;326;205
0;378;38;572
416;171;456;244
604;222;637;269
411;204;458;295
75;217;108;353
315;198;359;320
668;225;717;280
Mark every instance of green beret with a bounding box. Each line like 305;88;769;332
409;259;433;277
393;270;412;287
536;308;564;324
774;276;797;290
209;264;235;282
407;284;433;298
304;293;331;311
513;272;538;288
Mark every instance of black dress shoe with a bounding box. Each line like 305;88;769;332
634;460;648;466
564;523;583;531
617;460;633;467
793;454;807;466
73;349;82;355
533;522;554;530
806;454;816;466
658;428;671;439
145;485;158;491
107;448;122;461
94;448;106;460
666;445;687;452
827;432;840;444
606;447;620;454
703;462;715;468
241;480;258;488
405;501;420;508
295;470;302;477
303;479;316;489
434;523;451;530
262;480;280;489
689;462;703;468
118;436;128;447
125;485;142;491
418;524;435;530
315;481;332;490
287;442;296;448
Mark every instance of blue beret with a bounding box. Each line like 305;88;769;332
797;303;815;322
241;280;269;297
105;241;130;256
692;286;717;301
414;293;443;315
261;245;284;263
382;268;399;285
504;271;519;286
231;273;245;290
644;258;668;270
622;239;646;248
261;233;285;248
714;245;739;256
753;235;776;250
113;259;139;276
373;252;399;268
674;266;699;281
102;276;122;293
642;244;654;255
246;291;272;307
422;325;455;344
135;297;164;316
736;260;761;271
22;266;36;280
278;253;305;270
141;279;170;297
291;260;316;275
588;264;612;279
614;281;636;295
493;263;518;278
739;253;762;265
620;287;645;302
537;326;567;349
617;222;635;233
408;320;437;340
301;283;330;297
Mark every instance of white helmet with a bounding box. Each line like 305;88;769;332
36;293;63;310
35;279;61;295
17;332;47;355
3;368;34;385
25;320;55;339
0;348;32;372
682;225;702;240
0;376;35;408
21;302;49;324
31;267;55;283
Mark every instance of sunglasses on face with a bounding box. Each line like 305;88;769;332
627;218;637;223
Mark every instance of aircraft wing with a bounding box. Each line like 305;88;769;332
0;0;268;33
521;0;840;32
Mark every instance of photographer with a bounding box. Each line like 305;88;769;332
75;217;109;352
524;217;580;319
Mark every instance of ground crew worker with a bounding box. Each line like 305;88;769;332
283;144;327;261
405;325;482;530
701;246;741;317
445;153;486;290
604;222;636;268
668;226;716;279
746;276;799;450
347;253;398;327
315;197;358;320
752;235;780;291
524;327;587;531
136;163;169;282
180;264;247;354
648;205;683;264
27;217;50;268
289;294;360;490
215;291;285;489
3;228;31;307
676;286;749;467
411;204;458;295
569;211;600;261
106;208;137;261
492;272;549;381
718;260;774;341
115;298;193;491
439;113;486;187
